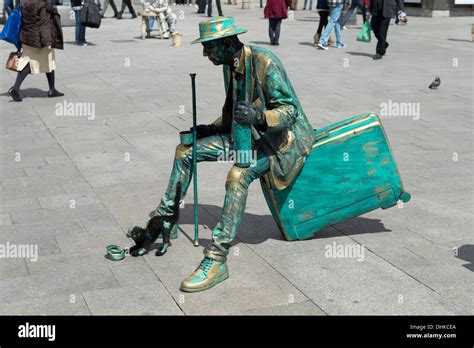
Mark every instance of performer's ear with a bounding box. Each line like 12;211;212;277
223;37;233;49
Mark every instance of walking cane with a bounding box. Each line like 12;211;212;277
190;73;199;247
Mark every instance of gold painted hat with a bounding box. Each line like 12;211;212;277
191;17;247;44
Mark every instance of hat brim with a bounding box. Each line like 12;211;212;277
191;28;247;44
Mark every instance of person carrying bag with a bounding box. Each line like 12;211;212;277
0;0;23;51
356;20;371;42
7;0;64;102
81;0;102;28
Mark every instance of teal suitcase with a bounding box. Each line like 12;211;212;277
260;112;411;241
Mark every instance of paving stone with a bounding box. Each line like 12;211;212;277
0;258;30;281
82;285;183;315
55;229;129;257
0;213;12;226
0;264;119;304
266;248;461;315
0;197;41;213
0;293;91;315
38;193;101;209
231;300;326;316
10;203;111;225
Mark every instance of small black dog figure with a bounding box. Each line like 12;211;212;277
129;182;181;257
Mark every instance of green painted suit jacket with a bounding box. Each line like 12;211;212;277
212;44;314;190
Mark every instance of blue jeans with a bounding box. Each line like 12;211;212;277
74;9;86;44
319;3;344;47
339;0;366;27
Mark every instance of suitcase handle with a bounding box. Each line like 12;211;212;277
313;130;329;143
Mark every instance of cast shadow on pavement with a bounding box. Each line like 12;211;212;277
1;88;50;99
447;38;473;43
249;41;274;46
345;51;374;58
173;203;391;248
455;245;474;272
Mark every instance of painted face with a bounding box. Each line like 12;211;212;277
202;39;228;65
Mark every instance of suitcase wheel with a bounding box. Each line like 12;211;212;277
400;191;411;203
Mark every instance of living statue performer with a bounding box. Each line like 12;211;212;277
144;0;177;39
129;17;314;293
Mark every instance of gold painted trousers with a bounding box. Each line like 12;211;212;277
154;134;270;261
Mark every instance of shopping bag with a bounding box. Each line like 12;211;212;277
0;3;23;50
80;0;101;29
356;21;371;43
5;51;22;71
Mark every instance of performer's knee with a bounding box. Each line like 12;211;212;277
175;144;192;160
226;165;248;190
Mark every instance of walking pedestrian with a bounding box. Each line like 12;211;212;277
117;0;137;18
71;0;88;45
264;0;291;45
101;0;119;17
339;0;366;27
207;0;223;17
313;0;334;46
366;0;395;59
317;0;345;49
197;0;207;13
8;0;64;102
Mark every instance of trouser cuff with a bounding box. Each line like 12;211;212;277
204;249;227;262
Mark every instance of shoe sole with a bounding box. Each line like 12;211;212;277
179;272;229;293
317;44;328;50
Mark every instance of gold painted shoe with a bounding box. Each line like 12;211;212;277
180;257;229;293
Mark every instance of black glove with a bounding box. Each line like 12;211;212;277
234;101;265;126
190;124;219;139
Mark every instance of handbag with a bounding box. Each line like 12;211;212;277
0;2;23;50
356;21;371;43
80;0;102;29
5;51;22;71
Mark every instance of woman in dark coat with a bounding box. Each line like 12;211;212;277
9;0;64;101
264;0;291;45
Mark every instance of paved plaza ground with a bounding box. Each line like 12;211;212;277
0;4;473;315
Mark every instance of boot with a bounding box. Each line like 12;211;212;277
328;36;335;46
9;87;22;102
47;89;64;98
180;257;229;292
313;33;320;46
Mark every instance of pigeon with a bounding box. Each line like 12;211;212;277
429;77;441;89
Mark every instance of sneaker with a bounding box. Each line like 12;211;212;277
336;43;346;48
317;43;328;50
372;53;383;60
342;26;347;30
180;257;229;292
